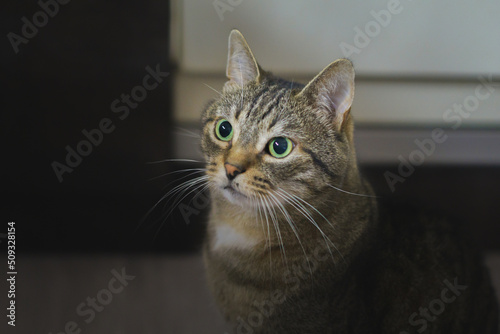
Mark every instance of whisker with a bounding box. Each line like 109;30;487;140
275;189;319;228
159;170;208;192
326;183;379;198
256;194;273;278
166;178;210;218
174;127;201;138
253;194;267;246
137;175;209;233
274;189;339;264
268;191;312;278
260;194;287;270
146;158;204;164
287;190;347;265
154;179;210;238
282;189;337;232
283;189;346;264
148;168;206;182
161;176;210;215
203;83;222;96
266;195;288;270
185;182;211;209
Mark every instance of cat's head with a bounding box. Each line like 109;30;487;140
201;30;359;209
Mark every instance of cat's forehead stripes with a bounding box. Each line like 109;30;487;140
257;88;288;124
236;90;289;147
236;85;267;121
238;85;285;122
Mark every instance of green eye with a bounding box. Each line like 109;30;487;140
215;119;233;141
268;137;293;158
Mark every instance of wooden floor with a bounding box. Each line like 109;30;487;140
3;252;499;334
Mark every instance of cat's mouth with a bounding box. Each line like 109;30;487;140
222;185;248;202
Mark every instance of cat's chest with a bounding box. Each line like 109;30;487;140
211;223;261;252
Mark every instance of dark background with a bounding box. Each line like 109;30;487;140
1;0;499;254
1;0;195;252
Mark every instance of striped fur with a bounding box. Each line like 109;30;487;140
201;30;498;334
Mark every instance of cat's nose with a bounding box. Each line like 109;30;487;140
225;163;245;181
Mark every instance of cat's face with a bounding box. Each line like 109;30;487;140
201;30;356;210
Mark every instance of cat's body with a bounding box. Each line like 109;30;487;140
201;30;498;333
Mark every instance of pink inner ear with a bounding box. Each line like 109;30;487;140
318;79;351;117
322;87;339;112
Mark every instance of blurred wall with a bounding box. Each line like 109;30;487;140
176;0;500;77
170;0;500;164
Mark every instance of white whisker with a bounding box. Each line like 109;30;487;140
146;158;204;164
274;189;341;264
138;175;209;234
155;177;210;234
268;191;312;278
148;168;206;182
162;176;210;214
326;183;379;198
174;127;201;139
258;194;274;277
203;83;222;96
261;194;288;270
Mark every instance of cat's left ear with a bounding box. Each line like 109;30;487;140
298;59;355;130
223;30;261;92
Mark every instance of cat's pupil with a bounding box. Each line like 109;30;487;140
273;137;288;155
219;121;232;138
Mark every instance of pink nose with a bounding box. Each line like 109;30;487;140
224;163;243;180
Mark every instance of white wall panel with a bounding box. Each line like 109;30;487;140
175;0;500;77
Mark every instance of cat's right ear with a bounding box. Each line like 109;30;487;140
223;30;261;92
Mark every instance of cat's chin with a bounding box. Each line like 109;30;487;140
217;185;286;209
221;186;249;206
218;186;266;209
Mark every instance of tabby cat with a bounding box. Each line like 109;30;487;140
200;30;498;333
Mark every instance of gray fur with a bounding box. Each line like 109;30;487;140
200;30;498;334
